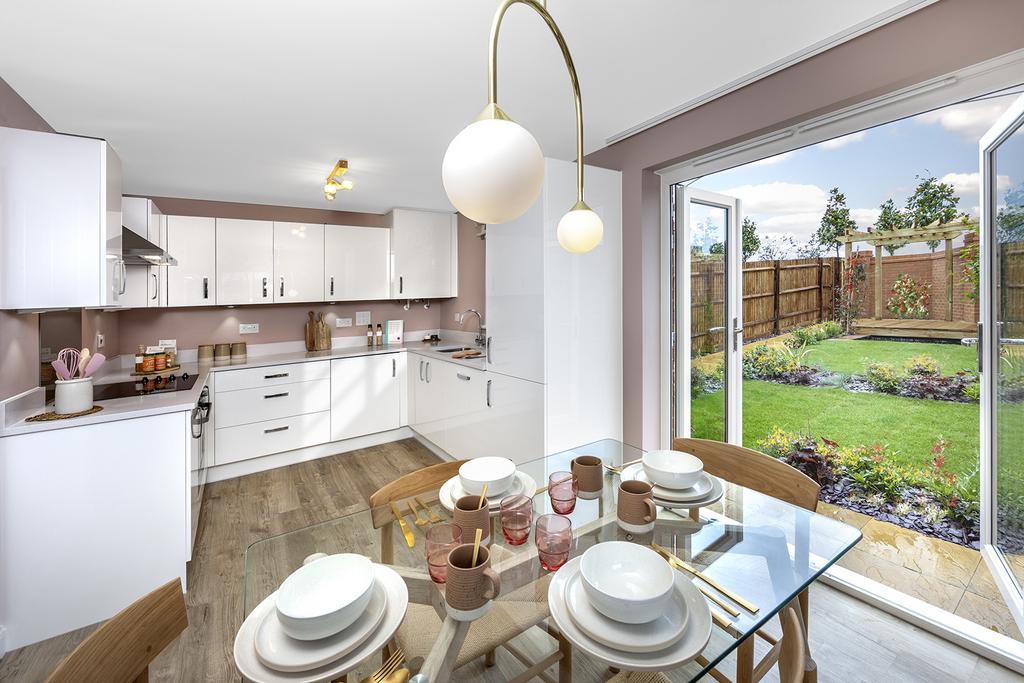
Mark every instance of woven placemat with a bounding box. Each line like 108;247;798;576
26;405;104;422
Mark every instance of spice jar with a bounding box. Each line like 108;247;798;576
141;353;156;373
154;352;167;371
135;345;146;373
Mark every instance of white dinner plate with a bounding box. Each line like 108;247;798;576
621;464;713;502
439;471;538;514
255;577;388;672
654;475;724;510
564;570;689;653
234;564;408;683
548;556;712;670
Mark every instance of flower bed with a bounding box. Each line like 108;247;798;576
857;354;978;403
757;428;981;548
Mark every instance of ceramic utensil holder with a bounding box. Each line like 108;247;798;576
453;496;491;544
571;455;604;494
617;480;657;533
54;377;93;415
445;544;500;616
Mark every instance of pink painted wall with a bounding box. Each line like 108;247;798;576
0;76;53;400
440;214;486;333
81;309;120;356
585;0;1024;449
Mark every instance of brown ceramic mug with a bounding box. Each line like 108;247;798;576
617;480;657;526
445;544;501;611
453;495;491;543
571;455;604;493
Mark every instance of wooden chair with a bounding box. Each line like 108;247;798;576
778;605;807;683
672;438;820;683
369;460;572;682
46;578;187;683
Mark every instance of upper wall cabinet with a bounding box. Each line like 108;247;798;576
274;222;324;303
216;219;274;305
166;216;216;307
121;197;166;308
389;209;457;300
324;225;390;301
0;127;122;310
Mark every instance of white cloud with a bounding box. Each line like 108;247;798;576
818;131;867;150
940;171;1012;201
720;182;827;215
850;207;881;228
915;98;1015;141
750;151;796;167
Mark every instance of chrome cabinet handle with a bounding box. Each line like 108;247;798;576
419;359;424;381
392;358;397;377
264;425;289;434
262;277;268;298
457;373;470;381
399;276;404;294
264;392;289;399
486;336;492;364
279;276;284;297
203;277;209;299
264;372;289;379
330;276;335;297
486;379;492;407
118;259;127;295
151;272;158;301
426;362;431;383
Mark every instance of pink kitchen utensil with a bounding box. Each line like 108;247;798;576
78;348;91;377
57;348;81;379
51;359;72;381
82;353;106;377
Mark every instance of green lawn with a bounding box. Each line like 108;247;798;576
804;338;976;377
692;380;980;475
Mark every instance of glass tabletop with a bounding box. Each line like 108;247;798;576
243;439;861;681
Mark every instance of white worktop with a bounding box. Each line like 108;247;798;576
0;339;485;437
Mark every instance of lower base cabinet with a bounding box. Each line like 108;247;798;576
477;373;544;465
331;353;402;441
215;411;331;465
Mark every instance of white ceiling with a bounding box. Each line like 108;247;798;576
0;0;920;215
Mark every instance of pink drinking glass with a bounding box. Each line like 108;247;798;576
536;514;572;570
500;494;533;545
548;471;578;515
426;523;463;583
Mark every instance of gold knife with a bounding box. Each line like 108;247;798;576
651;545;739;616
414;496;443;523
652;543;759;613
390;501;416;548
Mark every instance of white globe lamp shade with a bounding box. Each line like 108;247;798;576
442;118;544;224
557;206;603;253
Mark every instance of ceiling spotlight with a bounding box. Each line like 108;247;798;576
323;159;354;200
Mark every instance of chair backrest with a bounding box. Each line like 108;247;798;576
369;460;466;564
778;605;807;683
46;578;187;683
671;438;820;511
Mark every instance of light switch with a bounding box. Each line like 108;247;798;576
356;311;371;326
239;323;260;334
336;317;353;328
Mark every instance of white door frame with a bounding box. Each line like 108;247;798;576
980;92;1024;634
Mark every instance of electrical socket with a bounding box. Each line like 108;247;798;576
454;312;461;322
95;333;105;349
239;323;260;334
336;317;353;328
356;311;371;326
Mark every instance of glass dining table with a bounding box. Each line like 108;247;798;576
243;439;862;682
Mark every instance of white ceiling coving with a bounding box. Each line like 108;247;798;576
0;1;922;214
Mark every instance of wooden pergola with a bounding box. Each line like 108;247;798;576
837;218;978;338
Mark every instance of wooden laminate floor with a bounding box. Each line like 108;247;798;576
0;437;1021;682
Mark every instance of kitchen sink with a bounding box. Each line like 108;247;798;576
435;346;473;353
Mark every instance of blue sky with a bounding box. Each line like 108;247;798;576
691;90;1023;258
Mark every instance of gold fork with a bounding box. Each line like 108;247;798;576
603;458;642;475
414;496;443;523
363;647;405;683
408;501;429;527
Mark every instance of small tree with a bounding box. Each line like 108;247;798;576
905;174;960;251
757;234;797;261
815;187;856;258
708;217;761;261
998;182;1024;243
875;198;911;255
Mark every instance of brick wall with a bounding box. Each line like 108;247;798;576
855;233;978;322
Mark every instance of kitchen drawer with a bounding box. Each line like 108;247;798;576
215;379;330;429
214;361;330;393
214;411;331;465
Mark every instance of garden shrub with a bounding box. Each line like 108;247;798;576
963;382;981;401
784;321;843;349
886;274;930;319
743;345;798;380
820;320;843;338
865;362;900;393
904;354;940;376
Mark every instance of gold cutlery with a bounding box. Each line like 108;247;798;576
414;496;443;523
651;543;759;614
408;501;429;527
651;545;740;616
390;502;416;548
361;647;405;683
603;457;642;474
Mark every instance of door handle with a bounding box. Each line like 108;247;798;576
263;392;289;399
262;277;268;298
426;362;431;383
486;336;492;364
151;272;158;301
280;276;285;297
419;359;424;381
264;372;289;379
486;379;492;407
203;277;209;300
392;358;396;377
264;425;289;434
732;318;743;352
457;373;471;381
399;276;404;294
119;259;127;295
330;276;335;297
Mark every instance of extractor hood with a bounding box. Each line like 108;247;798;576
122;227;177;266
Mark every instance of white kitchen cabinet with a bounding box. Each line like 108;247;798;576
330;353;401;441
324;225;390;300
389;209;457;299
479;373;545;464
0;127;122;309
166;216;216;307
122;197;165;308
216;218;274;305
410;354;448;448
215;411;331;465
274;222;324;303
215;379;331;428
214;360;330;393
441;363;487;461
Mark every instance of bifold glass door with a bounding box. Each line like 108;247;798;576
981;93;1024;633
673;186;742;444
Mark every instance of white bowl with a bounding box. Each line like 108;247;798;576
276;553;375;641
458;457;517;496
642;450;703;490
579;542;674;624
